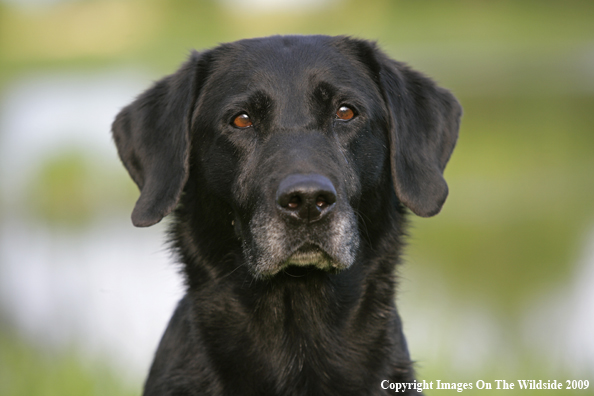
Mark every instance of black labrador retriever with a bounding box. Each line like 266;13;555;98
112;35;461;396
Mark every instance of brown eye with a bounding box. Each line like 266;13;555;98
232;113;253;128
336;106;355;121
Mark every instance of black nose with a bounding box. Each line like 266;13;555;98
276;174;337;223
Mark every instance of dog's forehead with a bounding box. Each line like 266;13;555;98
207;36;370;92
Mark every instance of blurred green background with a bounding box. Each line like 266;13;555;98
1;0;593;395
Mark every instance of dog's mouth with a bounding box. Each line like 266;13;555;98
281;243;341;272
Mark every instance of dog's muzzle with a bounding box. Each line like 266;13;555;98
245;172;358;277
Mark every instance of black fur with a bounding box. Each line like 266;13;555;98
112;35;461;396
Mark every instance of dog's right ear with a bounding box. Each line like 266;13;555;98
112;51;208;227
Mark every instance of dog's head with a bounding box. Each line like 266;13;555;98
112;35;461;277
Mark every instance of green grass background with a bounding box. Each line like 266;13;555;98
1;0;593;394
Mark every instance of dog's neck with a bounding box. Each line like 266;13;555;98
180;244;407;387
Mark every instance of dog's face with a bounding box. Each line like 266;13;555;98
112;35;461;278
195;38;389;276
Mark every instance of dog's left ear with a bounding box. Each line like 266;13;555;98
370;45;462;217
112;51;207;227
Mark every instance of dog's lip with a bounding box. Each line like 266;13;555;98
255;243;350;277
285;244;327;266
280;243;345;272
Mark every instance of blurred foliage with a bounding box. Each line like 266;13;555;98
1;0;593;79
0;330;136;396
1;0;594;393
24;150;137;226
409;95;594;312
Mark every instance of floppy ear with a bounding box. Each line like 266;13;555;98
112;51;207;227
377;53;462;217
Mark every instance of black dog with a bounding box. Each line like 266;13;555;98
112;35;461;396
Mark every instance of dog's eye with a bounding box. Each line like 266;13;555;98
232;113;253;128
336;106;355;121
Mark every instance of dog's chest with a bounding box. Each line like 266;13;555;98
197;286;393;396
